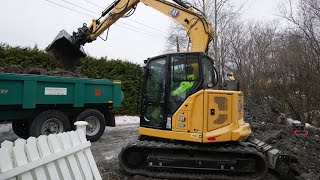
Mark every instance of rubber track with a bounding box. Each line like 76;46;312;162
119;140;268;180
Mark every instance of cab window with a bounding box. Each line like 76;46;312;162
142;57;166;127
170;54;200;114
202;57;214;87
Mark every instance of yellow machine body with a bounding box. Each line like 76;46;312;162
140;90;251;142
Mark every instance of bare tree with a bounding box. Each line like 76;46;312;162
164;21;189;53
165;0;248;88
274;0;320;125
279;0;320;57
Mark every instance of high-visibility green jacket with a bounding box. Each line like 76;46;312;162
172;74;195;97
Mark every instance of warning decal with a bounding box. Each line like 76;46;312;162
45;87;67;95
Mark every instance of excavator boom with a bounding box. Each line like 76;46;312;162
46;0;214;69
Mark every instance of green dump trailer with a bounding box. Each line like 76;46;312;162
0;73;123;141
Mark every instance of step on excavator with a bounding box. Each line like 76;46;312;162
47;0;292;179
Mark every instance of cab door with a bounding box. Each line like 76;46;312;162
140;56;168;129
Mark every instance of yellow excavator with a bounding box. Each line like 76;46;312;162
47;0;291;179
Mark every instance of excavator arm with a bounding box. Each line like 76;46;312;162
46;0;214;69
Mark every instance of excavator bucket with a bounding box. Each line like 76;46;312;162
46;30;86;70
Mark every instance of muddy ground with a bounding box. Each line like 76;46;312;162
245;100;320;180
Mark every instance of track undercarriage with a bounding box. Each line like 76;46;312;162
119;138;271;180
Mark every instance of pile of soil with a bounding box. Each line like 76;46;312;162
245;100;320;180
0;65;84;77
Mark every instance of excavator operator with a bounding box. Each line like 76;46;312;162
171;64;195;98
170;63;198;114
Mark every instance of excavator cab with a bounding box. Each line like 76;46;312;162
141;52;216;130
121;53;285;179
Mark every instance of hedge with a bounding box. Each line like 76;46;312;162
0;44;142;115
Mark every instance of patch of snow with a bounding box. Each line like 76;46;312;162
305;123;312;127
305;123;319;130
103;151;117;160
287;118;301;125
0;123;12;133
105;156;113;161
115;116;139;125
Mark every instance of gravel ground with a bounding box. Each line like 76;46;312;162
93;125;139;180
0;123;18;143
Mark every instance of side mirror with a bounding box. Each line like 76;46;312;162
144;58;150;64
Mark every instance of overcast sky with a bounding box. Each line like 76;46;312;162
0;0;282;64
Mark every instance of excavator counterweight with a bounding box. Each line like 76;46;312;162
46;30;86;70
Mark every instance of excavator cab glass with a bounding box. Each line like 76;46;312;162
142;56;167;128
141;52;215;129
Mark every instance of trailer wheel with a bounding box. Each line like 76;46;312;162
12;120;30;139
76;109;106;142
29;110;71;137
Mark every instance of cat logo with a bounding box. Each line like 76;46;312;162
168;8;180;18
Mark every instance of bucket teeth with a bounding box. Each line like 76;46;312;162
46;30;86;70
